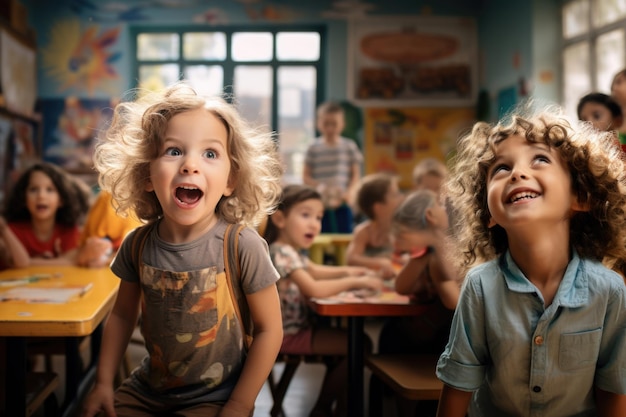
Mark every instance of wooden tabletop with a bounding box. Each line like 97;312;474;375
0;265;119;336
309;289;427;317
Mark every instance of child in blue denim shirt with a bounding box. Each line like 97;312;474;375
436;108;626;417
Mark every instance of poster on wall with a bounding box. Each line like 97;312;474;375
364;107;476;190
40;97;115;175
348;16;478;107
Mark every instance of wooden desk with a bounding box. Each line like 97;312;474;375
309;290;426;417
0;266;119;417
309;233;352;265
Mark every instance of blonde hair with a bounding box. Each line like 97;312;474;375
447;106;626;275
391;189;437;233
412;158;447;186
94;83;283;227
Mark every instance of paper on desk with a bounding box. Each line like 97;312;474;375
0;283;93;303
313;289;412;304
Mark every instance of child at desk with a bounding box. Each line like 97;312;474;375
346;173;405;279
436;109;626;417
3;162;91;266
81;83;284;417
263;184;382;417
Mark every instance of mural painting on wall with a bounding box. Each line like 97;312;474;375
41;18;121;96
348;16;478;107
364;107;475;190
40;98;114;173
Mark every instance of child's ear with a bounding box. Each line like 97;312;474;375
224;177;236;197
487;216;497;228
145;178;154;192
571;194;591;212
269;210;286;229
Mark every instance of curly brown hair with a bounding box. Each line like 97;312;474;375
446;108;626;276
94;82;283;227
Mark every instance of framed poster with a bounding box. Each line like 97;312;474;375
348;16;478;107
364;107;476;190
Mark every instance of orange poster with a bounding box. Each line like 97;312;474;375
364;107;476;190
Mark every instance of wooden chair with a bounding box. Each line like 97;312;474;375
25;371;60;417
266;353;341;417
366;354;443;417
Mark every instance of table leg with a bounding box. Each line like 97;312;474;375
347;316;364;417
6;337;27;416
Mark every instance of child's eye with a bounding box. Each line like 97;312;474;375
533;154;550;164
203;149;217;159
164;147;182;156
490;163;509;176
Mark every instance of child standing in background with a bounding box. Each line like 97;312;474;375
436;109;626;417
81;83;284;417
346;173;405;280
609;68;626;152
3;162;91;265
303;101;363;233
263;184;382;417
411;157;448;193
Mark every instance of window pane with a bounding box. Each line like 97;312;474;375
233;66;273;130
277;66;316;184
138;64;181;91
232;32;273;61
184;65;224;96
563;42;591;119
137;33;179;60
276;32;320;61
596;29;625;91
183;32;226;60
562;0;589;39
593;0;626;27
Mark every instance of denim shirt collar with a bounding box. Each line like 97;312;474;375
499;249;588;308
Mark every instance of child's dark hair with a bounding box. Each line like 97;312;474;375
577;92;622;119
447;108;626;275
356;173;396;219
263;184;322;244
4;162;91;227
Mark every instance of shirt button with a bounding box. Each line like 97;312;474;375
533;386;542;393
534;336;544;345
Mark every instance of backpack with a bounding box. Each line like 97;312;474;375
129;222;252;350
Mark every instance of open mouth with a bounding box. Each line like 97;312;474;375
508;191;539;203
175;186;204;205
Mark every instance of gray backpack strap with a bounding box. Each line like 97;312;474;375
129;223;154;277
224;223;253;350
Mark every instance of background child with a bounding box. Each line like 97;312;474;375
303;101;363;234
3;162;91;265
346;172;405;279
75;190;143;268
263;184;382;417
81;83;284;417
411;157;448;193
576;92;623;148
437;109;626;417
610;68;626;152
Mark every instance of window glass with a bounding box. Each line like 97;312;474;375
137;33;179;60
563;42;591;118
593;0;626;27
277;66;317;184
233;66;273;130
596;29;625;91
276;32;320;61
183;32;226;60
184;65;224;96
138;64;181;91
232;32;273;61
562;0;589;38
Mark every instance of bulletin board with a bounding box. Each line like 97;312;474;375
363;107;476;190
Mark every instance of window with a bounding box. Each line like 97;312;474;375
561;0;626;117
131;26;325;184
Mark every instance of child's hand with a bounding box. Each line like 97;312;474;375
376;259;397;280
219;398;253;416
359;275;385;292
80;383;116;417
81;237;114;268
346;266;372;276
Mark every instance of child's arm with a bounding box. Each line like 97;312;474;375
290;266;382;298
0;216;29;268
394;253;432;295
81;280;141;417
427;245;461;310
346;224;396;279
436;384;473;417
307;261;372;280
222;284;283;417
595;387;626;416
